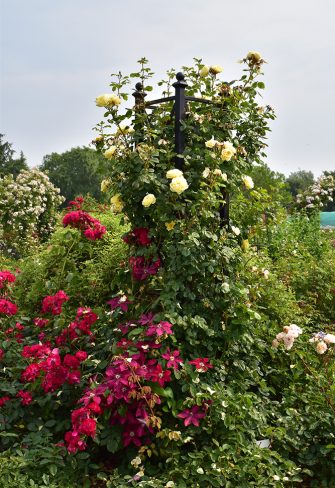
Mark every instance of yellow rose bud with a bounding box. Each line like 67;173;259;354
166;168;183;179
242;175;254;189
170;176;189;195
104;146;117;159
199;65;210;77
165;221;176;231
247;51;262;63
95;94;121;108
209;65;223;75
101;179;111;193
142;194;156;207
241;239;250;252
110;194;124;213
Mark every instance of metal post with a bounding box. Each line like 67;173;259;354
132;82;146;144
220;190;230;227
172;72;188;170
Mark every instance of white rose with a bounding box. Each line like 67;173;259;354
166;168;183;179
202;168;211;178
142;193;156;207
231;226;240;236
242;175;254;189
170;176;189;194
324;334;335;344
213;169;222;176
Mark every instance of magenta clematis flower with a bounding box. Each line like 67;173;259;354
146;321;173;337
162;349;183;370
189;357;213;372
177;405;206;427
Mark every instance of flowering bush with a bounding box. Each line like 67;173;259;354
0;169;64;256
1;56;335;487
296;171;335;211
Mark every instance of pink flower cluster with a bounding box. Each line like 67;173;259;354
123;227;152;247
62;210;106;241
0;270;16;288
55;307;98;345
272;324;303;351
66;196;84;210
64;304;213;453
129;256;161;281
4;322;25;343
309;331;335;354
41;290;69;315
0;298;18;315
21;346;87;392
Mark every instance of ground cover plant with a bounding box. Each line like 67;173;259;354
1;54;335;487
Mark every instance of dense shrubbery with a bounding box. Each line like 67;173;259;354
1;55;335;487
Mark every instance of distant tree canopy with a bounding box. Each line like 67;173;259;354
40;147;105;204
250;162;292;205
0;134;28;177
286;169;315;197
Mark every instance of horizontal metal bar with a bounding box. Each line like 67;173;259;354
145;96;175;106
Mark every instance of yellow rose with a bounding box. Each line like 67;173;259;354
170;176;189;194
104;146;117;159
247;51;262;63
210;65;223;75
241;239;250;252
220;141;236;161
199;65;210;77
142;194;156;207
118;122;134;134
213;168;222;176
165;221;176;231
95;94;121;107
110;194;124;213
242;175;254;189
205;138;217;149
166;168;183;179
101;179;111;192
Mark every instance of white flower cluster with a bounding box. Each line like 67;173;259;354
309;331;335;354
296;174;335;210
272;324;303;350
0;169;64;252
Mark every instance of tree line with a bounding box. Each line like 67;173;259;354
0;134;334;210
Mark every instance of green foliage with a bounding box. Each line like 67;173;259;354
13;211;128;312
0;134;28;178
1;56;335;487
286;169;315;197
40;147;106;204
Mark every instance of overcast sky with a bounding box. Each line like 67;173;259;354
1;0;334;176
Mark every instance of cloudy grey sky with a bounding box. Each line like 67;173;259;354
1;0;334;176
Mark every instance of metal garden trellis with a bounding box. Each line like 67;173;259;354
132;72;230;226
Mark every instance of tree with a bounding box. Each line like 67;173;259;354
40;147;105;204
0;134;28;177
286;169;314;197
251;162;291;205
